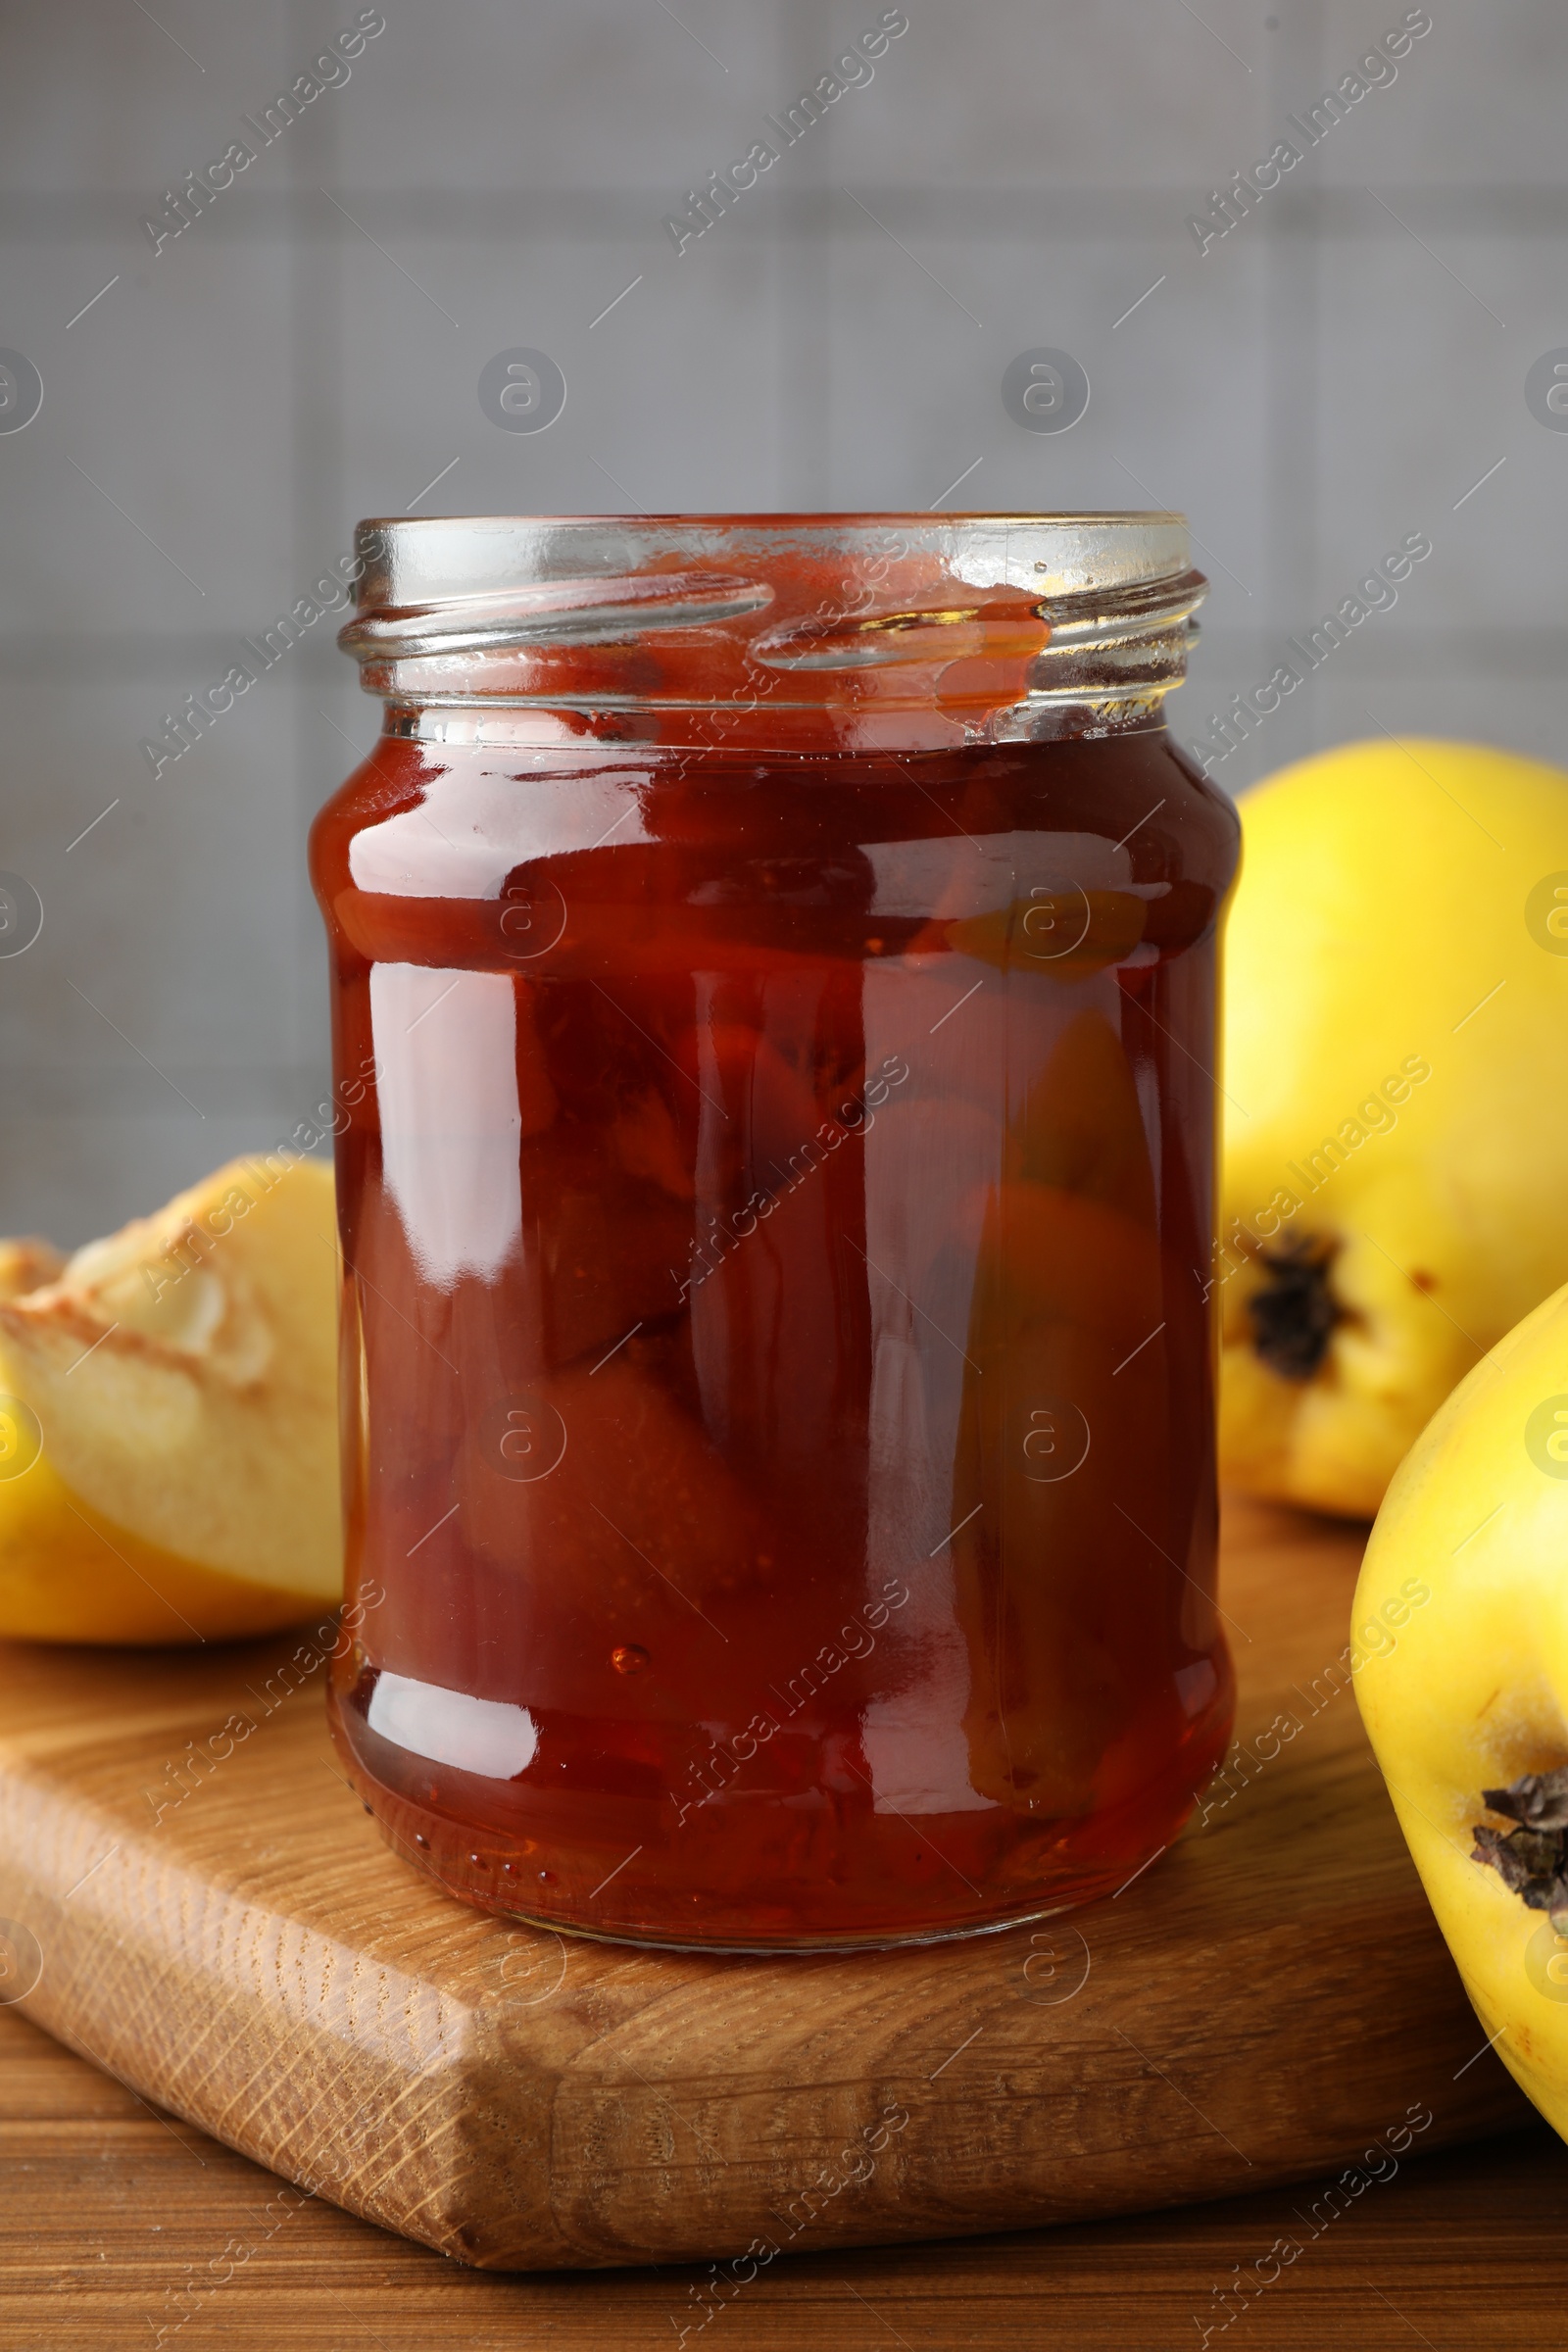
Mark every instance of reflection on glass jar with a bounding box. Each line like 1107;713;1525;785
311;511;1238;1949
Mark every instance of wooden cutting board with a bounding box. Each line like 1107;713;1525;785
0;1495;1527;2272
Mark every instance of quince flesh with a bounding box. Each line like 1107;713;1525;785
0;1156;341;1644
1355;1279;1568;2140
1220;738;1568;1517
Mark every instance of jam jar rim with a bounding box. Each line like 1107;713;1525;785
336;511;1207;744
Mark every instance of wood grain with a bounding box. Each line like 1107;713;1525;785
1;2005;1554;2350
0;1496;1529;2275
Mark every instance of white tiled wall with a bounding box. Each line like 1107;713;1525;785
1;0;1561;1241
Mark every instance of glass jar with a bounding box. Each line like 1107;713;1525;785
311;512;1238;1951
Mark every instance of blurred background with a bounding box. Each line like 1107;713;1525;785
0;0;1561;1241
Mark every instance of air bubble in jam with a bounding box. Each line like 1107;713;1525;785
612;1644;651;1676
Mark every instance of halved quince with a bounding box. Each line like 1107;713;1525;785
0;1156;341;1644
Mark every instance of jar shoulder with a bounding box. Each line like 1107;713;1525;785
310;727;1239;939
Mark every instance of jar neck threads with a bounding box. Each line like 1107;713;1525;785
338;513;1206;755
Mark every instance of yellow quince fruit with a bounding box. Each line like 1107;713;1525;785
1355;1279;1568;2140
0;1155;341;1643
1219;738;1568;1517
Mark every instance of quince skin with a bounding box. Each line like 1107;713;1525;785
1220;739;1568;1517
0;1156;341;1643
1355;1279;1568;2140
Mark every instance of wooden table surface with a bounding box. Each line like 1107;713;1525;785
3;1999;1560;2350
